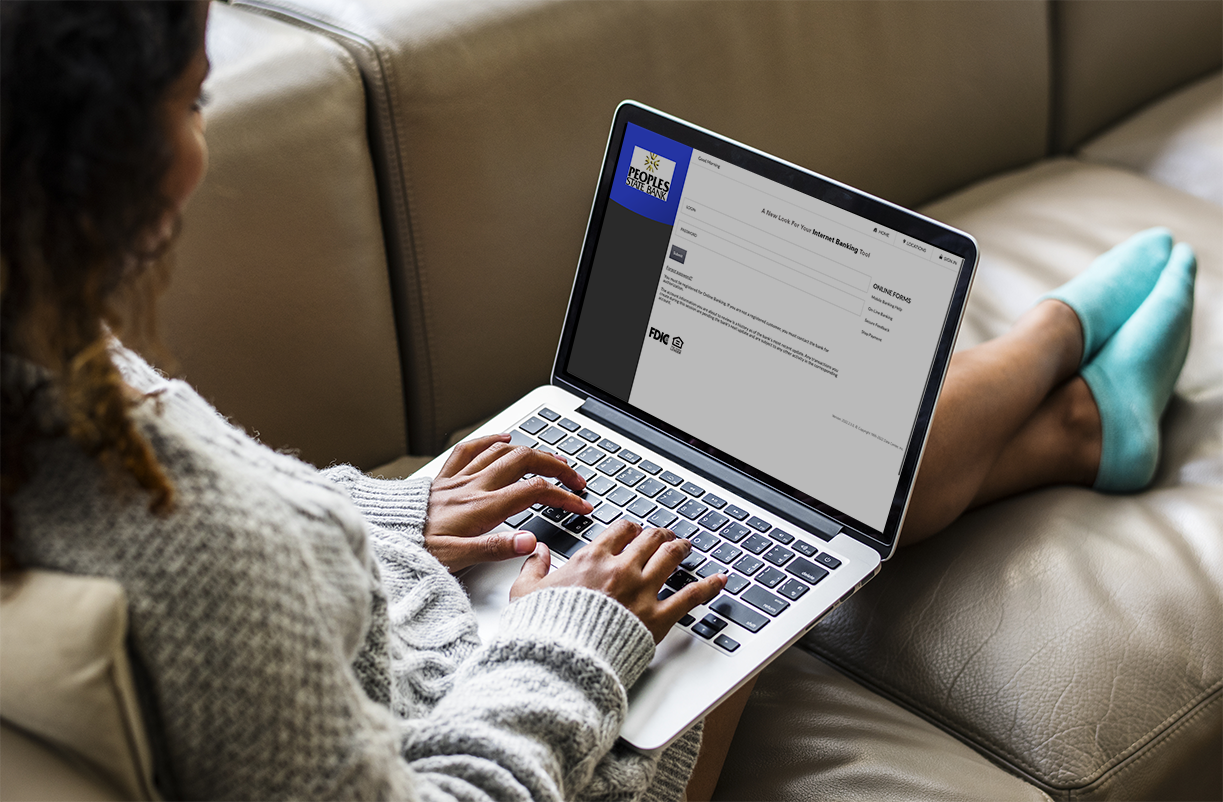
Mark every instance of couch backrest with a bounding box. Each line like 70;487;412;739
236;0;1052;453
1052;0;1223;152
163;3;408;469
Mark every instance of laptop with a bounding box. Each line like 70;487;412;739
412;101;978;752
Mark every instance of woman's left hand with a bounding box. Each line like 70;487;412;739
424;434;593;572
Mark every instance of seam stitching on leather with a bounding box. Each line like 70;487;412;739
233;0;435;454
806;643;1223;792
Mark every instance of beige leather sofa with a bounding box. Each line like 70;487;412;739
2;2;1220;800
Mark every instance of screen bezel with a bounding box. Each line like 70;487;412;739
552;101;978;556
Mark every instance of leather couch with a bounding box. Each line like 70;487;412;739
2;2;1219;800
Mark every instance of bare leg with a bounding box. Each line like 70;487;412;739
901;300;1101;544
685;676;758;802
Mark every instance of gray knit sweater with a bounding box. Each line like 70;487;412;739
10;347;700;801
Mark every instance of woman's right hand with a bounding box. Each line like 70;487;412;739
509;520;727;643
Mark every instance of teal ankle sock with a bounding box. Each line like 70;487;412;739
1082;242;1196;492
1042;227;1172;365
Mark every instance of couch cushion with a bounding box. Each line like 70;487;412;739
1079;71;1223;206
0;571;156;801
234;0;1051;452
1052;0;1222;151
161;2;407;469
801;159;1222;801
714;648;1053;802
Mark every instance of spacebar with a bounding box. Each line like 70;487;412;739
521;516;586;559
708;595;769;633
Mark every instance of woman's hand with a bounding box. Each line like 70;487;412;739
509;520;727;644
425;434;593;572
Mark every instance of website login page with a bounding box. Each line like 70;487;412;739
568;123;961;531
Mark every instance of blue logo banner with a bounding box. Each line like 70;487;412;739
609;122;693;226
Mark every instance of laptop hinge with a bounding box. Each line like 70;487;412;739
579;397;843;541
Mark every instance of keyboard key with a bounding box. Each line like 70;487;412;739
672;520;699;539
712;543;743;564
690;531;720;552
538;408;560;421
666;570;698;590
607;487;636;507
678;500;709;520
577;446;604;465
520;417;547;435
617;467;645;487
778;579;810;600
678;612;695;626
586;475;615;495
539;426;566;445
785;557;829;585
699;511;729;531
681;482;705;498
648;510;677;529
563;515;594;535
708;596;769;633
734;555;764;576
714;634;740;652
769;529;795;544
627;498;656;518
725;504;749;521
542;506;568;522
763;545;795;566
559;436;585;454
720;523;751;543
658;587;675;601
742;534;771;554
692;621;719;639
558;417;580;432
598;438;621;453
578;427;600;442
637;478;666;498
657;489;686;509
700;614;728;632
660;470;684;486
506;510;532;528
697;561;728;578
639;460;662;475
596;457;626;477
536;445;557;455
756;567;786;588
742;585;790;616
793;540;819;557
724;574;750;594
746;516;772;533
575;465;597;482
679;552;705;571
592;504;622;524
522;516;585;559
618;449;641;464
815;552;843;570
508;430;538;448
702;493;727;509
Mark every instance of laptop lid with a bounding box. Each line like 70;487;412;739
553;102;978;559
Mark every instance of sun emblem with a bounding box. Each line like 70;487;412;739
645;152;661;173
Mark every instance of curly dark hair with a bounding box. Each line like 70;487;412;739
1;0;204;570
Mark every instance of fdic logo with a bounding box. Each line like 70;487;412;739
649;327;684;354
627;146;675;202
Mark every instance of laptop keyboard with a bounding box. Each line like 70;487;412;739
505;406;845;654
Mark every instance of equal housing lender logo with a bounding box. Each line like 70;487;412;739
626;146;676;201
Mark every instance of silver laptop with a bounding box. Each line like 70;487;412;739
413;101;978;752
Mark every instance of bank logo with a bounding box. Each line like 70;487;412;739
627;146;675;201
649;327;685;354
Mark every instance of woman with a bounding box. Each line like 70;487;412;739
1;2;1195;800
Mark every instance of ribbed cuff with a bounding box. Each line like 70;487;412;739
321;465;431;543
500;587;655;689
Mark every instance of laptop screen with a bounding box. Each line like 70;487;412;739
557;104;976;549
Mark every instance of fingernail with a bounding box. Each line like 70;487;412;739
514;532;536;554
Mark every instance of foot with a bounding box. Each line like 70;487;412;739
1042;228;1173;366
1082;242;1196;492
